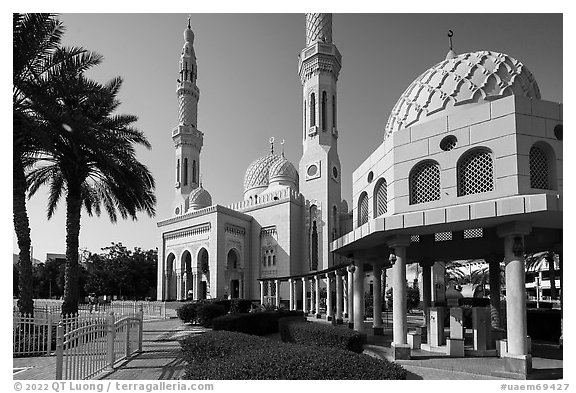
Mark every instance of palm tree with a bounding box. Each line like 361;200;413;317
525;251;558;300
26;71;156;315
13;13;102;315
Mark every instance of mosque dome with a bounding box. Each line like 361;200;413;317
268;155;299;184
186;185;212;211
243;154;282;193
384;50;541;138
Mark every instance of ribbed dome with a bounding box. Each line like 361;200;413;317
268;155;299;183
243;154;282;192
385;51;541;138
186;185;212;211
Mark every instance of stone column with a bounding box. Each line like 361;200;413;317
302;278;308;314
420;260;432;320
315;275;321;318
353;261;364;332
486;253;502;330
335;270;343;324
194;272;201;300
326;273;333;321
347;265;355;328
259;281;265;305
309;280;315;313
183;272;189;299
164;270;172;300
389;236;411;360
497;223;531;375
557;246;563;347
240;276;245;299
343;274;349;317
175;272;182;300
289;279;294;310
372;262;383;335
275;280;281;307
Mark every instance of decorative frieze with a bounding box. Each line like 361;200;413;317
225;223;246;237
260;226;277;238
164;222;211;241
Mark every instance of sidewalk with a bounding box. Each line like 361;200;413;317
13;317;202;380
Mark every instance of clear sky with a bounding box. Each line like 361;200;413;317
13;12;563;260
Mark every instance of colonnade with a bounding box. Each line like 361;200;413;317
258;223;535;373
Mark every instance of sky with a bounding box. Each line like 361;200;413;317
11;12;563;261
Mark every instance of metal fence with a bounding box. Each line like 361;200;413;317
55;311;143;380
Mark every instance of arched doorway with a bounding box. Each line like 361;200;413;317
197;248;209;299
182;250;192;300
166;253;177;300
225;248;243;299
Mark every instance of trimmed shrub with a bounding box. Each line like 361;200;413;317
176;302;198;323
279;319;364;353
181;330;406;380
195;302;227;327
230;299;253;314
212;310;304;336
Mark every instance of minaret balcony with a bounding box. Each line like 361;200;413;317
308;126;318;137
298;42;342;70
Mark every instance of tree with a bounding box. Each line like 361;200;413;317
27;70;156;315
525;251;558;300
13;13;102;315
84;243;158;300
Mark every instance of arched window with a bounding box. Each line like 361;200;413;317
192;160;197;184
183;158;188;186
457;148;494;196
310;93;316;127
332;95;336;128
310;205;318;271
410;161;441;204
332;205;338;240
321;91;327;131
272;255;276;265
530;144;552;190
374;178;387;217
358;191;369;227
176;159;180;183
303;100;307;139
227;249;238;269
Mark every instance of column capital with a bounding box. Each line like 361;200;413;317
496;221;532;238
387;235;411;249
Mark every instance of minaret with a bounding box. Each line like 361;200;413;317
298;13;343;271
173;18;203;216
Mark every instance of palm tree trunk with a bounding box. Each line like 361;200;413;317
13;154;34;315
62;183;82;316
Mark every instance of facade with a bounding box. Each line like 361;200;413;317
157;15;351;305
157;14;562;376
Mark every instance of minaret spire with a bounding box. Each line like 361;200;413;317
172;18;204;215
446;29;457;60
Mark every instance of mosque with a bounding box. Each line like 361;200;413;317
157;14;562;375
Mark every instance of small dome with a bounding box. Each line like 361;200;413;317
243;154;282;193
186;185;212;211
268;155;299;183
385;51;541;138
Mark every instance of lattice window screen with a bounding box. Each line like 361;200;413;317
375;179;387;217
270;281;276;297
464;228;483;239
435;231;452;241
410;235;420;243
529;146;550;190
457;150;494;196
410;161;441;204
358;193;369;226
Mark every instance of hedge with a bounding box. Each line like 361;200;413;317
279;318;364;353
212;310;304;336
181;330;406;380
176;301;227;327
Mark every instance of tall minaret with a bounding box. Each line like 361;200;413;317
172;18;203;216
298;14;343;271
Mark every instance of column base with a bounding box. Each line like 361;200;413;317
348;322;354;329
391;343;411;360
336;318;343;325
315;314;322;319
373;327;384;336
504;354;532;375
447;338;465;357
